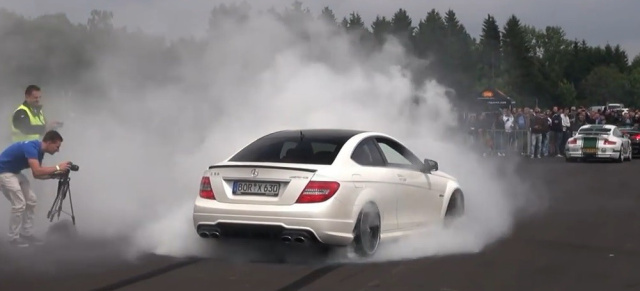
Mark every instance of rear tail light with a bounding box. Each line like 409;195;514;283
296;181;340;203
199;176;215;200
604;139;617;145
568;138;577;145
633;135;640;140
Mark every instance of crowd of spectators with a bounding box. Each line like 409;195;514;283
463;106;640;158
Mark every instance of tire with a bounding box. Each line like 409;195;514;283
444;190;465;227
352;203;381;258
616;149;623;163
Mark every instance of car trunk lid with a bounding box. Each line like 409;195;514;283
204;163;321;205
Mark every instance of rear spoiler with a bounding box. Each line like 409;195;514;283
208;164;318;173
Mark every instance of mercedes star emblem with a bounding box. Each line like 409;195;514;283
251;169;259;177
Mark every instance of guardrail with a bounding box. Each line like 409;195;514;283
468;128;532;157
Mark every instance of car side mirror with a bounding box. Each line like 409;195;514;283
422;158;438;173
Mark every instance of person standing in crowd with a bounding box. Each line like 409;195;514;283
542;109;552;157
530;108;547;158
501;108;515;156
515;108;530;155
571;111;588;132
619;111;634;127
560;108;571;156
550;107;564;157
11;85;63;143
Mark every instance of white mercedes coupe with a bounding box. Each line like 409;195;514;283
192;129;465;257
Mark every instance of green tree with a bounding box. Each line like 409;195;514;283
413;9;445;59
500;15;542;104
370;16;392;46
318;6;337;26
478;14;501;88
626;67;640;104
580;65;628;104
441;9;476;98
390;8;414;50
556;79;577;106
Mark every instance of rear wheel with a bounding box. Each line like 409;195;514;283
616;150;624;163
352;203;381;258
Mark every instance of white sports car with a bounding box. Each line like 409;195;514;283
565;124;632;162
192;129;465;257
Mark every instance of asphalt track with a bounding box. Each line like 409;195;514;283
2;157;640;291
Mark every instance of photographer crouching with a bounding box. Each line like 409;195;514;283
0;130;71;248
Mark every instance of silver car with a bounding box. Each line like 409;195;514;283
192;129;465;257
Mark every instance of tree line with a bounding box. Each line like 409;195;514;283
1;1;639;110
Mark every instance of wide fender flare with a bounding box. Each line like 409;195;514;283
440;179;463;218
350;187;383;224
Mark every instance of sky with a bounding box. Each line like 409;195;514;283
1;0;639;59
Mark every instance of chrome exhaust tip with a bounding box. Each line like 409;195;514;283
210;231;221;239
281;235;292;243
198;232;210;238
293;236;306;244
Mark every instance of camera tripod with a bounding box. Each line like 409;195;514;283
47;171;76;226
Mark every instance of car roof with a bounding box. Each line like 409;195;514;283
263;129;369;139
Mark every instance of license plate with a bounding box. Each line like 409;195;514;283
232;181;280;196
582;148;597;154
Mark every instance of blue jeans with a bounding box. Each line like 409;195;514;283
530;133;542;156
542;132;550;156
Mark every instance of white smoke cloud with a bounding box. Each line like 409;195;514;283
0;3;544;265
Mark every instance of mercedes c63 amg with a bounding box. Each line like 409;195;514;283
192;129;465;257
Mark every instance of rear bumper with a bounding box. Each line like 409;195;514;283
565;145;619;159
192;197;355;246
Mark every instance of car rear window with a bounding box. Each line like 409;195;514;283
579;127;610;134
229;132;352;165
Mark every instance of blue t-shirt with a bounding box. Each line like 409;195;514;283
0;140;44;174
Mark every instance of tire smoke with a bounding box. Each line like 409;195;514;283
0;3;544;266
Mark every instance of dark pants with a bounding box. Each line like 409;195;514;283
552;131;564;155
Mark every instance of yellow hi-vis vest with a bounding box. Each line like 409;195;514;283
11;104;46;142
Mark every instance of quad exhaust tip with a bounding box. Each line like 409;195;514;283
281;233;308;244
198;229;221;239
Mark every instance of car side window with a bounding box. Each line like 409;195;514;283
374;138;423;171
351;138;385;166
613;129;622;137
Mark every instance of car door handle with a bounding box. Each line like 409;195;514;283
397;174;407;182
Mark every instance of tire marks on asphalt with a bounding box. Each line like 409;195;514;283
90;256;343;291
275;264;343;291
92;258;203;291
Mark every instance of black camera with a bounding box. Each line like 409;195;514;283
69;162;79;172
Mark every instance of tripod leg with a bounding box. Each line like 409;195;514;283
48;192;61;221
48;178;65;221
56;182;68;220
67;185;75;226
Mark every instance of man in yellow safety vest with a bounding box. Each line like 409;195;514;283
11;85;63;142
